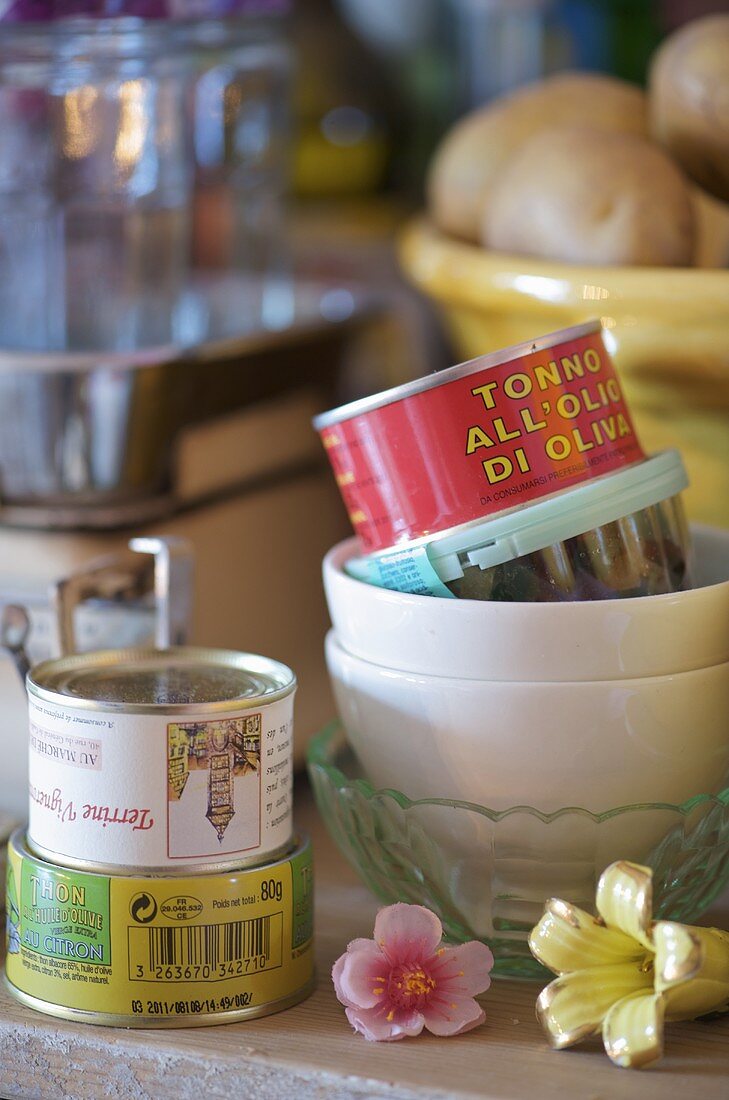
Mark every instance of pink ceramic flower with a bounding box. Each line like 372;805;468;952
332;903;494;1041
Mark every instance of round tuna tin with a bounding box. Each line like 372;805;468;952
26;647;295;874
5;829;314;1028
314;321;645;555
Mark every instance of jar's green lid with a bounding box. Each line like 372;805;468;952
347;450;688;586
428;450;687;582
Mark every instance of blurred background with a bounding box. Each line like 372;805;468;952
0;0;727;814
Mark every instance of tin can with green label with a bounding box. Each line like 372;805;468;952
5;829;314;1028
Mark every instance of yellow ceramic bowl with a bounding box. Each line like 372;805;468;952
399;219;729;529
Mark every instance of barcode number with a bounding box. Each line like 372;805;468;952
129;913;283;982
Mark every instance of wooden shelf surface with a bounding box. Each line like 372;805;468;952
2;781;728;1100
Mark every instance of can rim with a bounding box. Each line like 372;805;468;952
10;826;308;880
313;319;602;429
24;833;297;877
4;977;316;1030
27;645;296;714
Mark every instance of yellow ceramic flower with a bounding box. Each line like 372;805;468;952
529;860;729;1069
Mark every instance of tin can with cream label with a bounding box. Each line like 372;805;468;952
5;829;314;1028
314;321;645;555
26;647;295;874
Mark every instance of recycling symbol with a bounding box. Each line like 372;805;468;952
130;892;158;923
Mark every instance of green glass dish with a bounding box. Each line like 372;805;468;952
307;723;729;980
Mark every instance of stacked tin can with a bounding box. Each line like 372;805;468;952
315;321;692;602
4;546;314;1028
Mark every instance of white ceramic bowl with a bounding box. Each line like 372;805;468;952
326;630;729;814
323;525;729;682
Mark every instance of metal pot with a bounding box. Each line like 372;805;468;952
0;275;370;515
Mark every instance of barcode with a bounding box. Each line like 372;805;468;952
129;913;283;982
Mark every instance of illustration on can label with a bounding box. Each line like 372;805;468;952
27;694;294;869
167;712;263;855
5;832;314;1023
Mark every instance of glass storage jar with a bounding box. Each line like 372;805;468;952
0;3;291;352
346;450;693;602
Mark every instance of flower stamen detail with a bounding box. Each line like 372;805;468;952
332;903;494;1041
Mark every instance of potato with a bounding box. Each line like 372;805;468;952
649;16;729;203
692;186;729;268
428;72;648;242
482;126;695;267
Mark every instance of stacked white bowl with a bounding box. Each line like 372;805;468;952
322;525;729;933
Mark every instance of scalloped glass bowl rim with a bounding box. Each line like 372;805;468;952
308;722;729;823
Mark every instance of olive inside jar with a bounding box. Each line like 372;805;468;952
346;451;693;603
